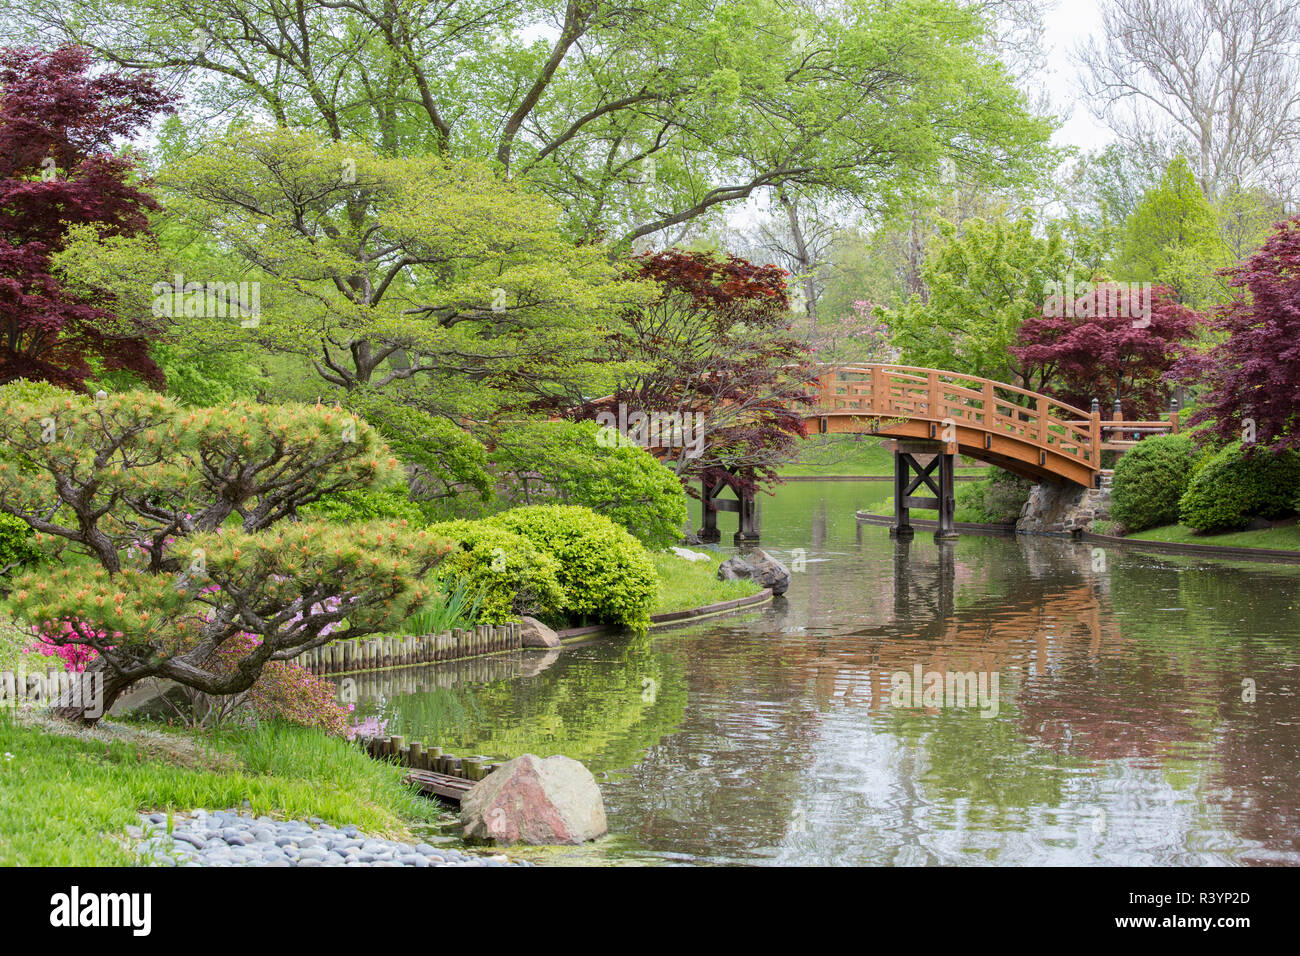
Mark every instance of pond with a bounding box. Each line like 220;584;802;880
341;480;1300;866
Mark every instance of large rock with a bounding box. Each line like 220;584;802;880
717;555;752;582
716;549;791;595
744;549;791;595
459;754;607;845
519;616;561;648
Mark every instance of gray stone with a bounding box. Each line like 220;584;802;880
742;549;791;595
172;830;205;850
459;753;606;845
1018;480;1109;535
519;616;561;648
717;550;791;595
716;555;752;582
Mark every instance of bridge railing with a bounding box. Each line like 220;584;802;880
814;365;1174;470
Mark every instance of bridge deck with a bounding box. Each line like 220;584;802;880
807;364;1177;487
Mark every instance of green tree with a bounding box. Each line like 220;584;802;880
1116;155;1231;307
9;0;1054;246
150;127;628;405
883;214;1103;389
0;389;447;723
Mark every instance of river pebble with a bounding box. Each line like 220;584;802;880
130;810;530;867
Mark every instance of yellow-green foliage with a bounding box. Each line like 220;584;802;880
10;521;451;659
0;716;440;865
424;520;565;624
486;505;658;632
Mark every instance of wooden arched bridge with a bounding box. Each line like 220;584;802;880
697;364;1178;544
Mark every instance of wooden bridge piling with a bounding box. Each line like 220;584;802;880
890;440;958;542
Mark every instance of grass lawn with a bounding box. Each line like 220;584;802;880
1122;522;1300;552
780;435;893;476
0;715;442;865
649;550;761;617
0;613;47;674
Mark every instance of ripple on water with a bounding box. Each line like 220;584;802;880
347;482;1300;865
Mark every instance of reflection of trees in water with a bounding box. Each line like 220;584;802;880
758;533;1300;859
360;633;690;773
1102;554;1300;861
601;631;826;859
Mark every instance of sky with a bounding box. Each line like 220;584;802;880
1039;0;1117;152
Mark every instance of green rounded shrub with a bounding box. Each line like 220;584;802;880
1178;442;1300;533
1110;433;1197;531
424;520;565;624
486;504;658;632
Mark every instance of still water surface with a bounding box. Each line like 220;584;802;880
346;481;1300;865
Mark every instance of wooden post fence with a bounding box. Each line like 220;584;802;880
293;621;525;676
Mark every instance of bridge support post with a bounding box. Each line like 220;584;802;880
734;485;760;546
698;470;759;545
889;450;914;539
934;451;958;542
890;440;958;543
698;477;721;543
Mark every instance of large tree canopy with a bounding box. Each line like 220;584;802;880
3;0;1054;246
73;126;636;416
883;214;1105;390
0;46;171;388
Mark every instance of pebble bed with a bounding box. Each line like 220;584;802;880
129;809;530;867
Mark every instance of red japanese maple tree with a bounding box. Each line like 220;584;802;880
578;249;817;496
0;45;171;388
1173;215;1300;451
1010;284;1200;419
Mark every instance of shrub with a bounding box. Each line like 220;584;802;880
489;420;689;549
25;619;112;672
1178;442;1300;533
190;632;351;735
300;486;424;525
1110;433;1198;531
0;512;43;587
486;504;658;632
423;520;565;624
953;469;1031;523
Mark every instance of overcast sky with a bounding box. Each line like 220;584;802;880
1040;0;1116;151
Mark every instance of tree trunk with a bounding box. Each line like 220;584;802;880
776;186;818;327
50;658;134;726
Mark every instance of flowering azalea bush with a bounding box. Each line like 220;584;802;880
194;632;352;735
25;619;115;672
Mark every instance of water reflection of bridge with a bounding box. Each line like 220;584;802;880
794;545;1124;714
